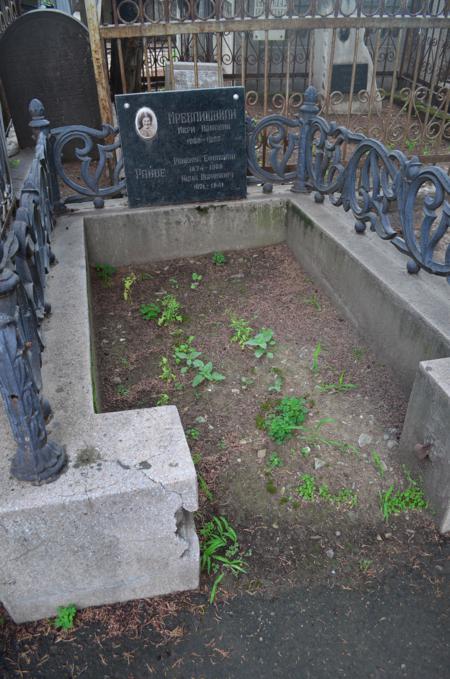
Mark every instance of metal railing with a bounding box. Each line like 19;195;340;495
0;99;66;484
1;89;448;485
84;0;450;162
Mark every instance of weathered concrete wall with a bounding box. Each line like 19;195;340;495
286;195;450;394
398;358;450;533
0;213;199;623
84;195;287;267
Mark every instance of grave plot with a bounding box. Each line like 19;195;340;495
90;242;437;596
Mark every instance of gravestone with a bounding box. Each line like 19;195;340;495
0;9;100;149
311;0;379;114
164;62;221;90
116;87;247;208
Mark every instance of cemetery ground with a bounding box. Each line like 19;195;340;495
1;243;449;677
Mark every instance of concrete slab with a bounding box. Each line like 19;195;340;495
398;358;450;533
0;212;199;623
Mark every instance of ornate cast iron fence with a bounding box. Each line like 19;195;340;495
0;0;19;36
0;99;66;484
0;100;13;234
85;0;450;162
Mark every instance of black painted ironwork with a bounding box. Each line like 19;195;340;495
0;99;66;484
247;85;450;282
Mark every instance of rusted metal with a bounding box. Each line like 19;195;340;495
85;0;113;127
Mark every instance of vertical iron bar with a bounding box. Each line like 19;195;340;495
347;28;360;125
193;34;199;87
167;34;175;89
367;28;381;130
324;28;336;116
389;27;404;105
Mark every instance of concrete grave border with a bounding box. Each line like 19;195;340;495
1;187;449;623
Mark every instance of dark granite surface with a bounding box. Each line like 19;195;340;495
116;87;247;208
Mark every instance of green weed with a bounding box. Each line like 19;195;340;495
54;604;77;630
200;516;247;603
187;427;200;440
265;478;277;494
267;453;283;469
212;251;227;265
371;451;385;478
140;302;161;320
229;317;253;348
263;396;309;444
95;263;116;286
359;559;373;573
173;336;202;372
116;384;129;397
169;277;179;288
352;347;365;361
380;477;427;521
297;474;316;501
191;272;203;290
245;328;276;359
268;368;284;393
299;418;359;455
192;360;225;388
311;342;322;373
297;474;358;506
317;371;357;394
159;357;176;383
304;293;321;311
199;475;214;501
123;272;137;302
156;393;170;406
158;295;183;326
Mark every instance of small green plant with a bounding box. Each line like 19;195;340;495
380;477;427;521
371;451;385;478
263;396;309;444
9;158;21;169
304;293;321;311
265;478;277;494
123;272;137;302
199;475;213;501
317;371;357;394
359;559;373;573
191;360;225;388
173;336;202;372
54;604;77;630
159;357;176;383
187;427;200;440
156;393;170;406
298;418;358;455
116;384;129;397
191;272;203;290
245;328;276;359
200;516;247;603
268;368;284;393
267;452;283;469
158;294;183;326
334;487;358;507
311;342;322;373
297;474;316;501
169;277;179;288
229;317;253;348
140;302;161;320
95;263;116;286
318;483;332;501
405;138;417;153
212;251;227;265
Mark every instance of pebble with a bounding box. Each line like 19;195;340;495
358;433;373;447
335;531;341;537
111;376;121;385
325;549;335;559
231;388;240;394
314;458;326;470
257;449;266;459
387;440;399;450
195;416;207;423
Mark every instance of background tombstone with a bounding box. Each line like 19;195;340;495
0;9;100;150
164;62;221;90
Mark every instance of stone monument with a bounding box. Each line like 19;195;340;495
0;9;100;149
311;0;380;114
116;87;247;208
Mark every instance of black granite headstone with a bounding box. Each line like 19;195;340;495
116;87;247;208
0;9;100;149
331;64;368;95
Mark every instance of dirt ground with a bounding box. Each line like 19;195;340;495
1;243;448;678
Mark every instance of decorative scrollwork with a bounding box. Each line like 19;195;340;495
51;124;126;208
247;85;450;281
0;99;66;483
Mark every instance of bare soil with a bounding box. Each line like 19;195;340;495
1;243;448;678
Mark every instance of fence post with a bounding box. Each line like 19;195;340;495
0;251;66;483
28;98;64;214
292;85;319;194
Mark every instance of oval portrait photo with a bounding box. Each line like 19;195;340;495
135;107;158;141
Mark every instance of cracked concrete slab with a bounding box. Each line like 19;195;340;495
0;209;199;623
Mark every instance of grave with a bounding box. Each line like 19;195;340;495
116;87;247;208
0;9;100;150
311;1;379;114
164;62;221;90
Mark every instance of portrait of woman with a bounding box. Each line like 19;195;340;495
135;107;158;141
